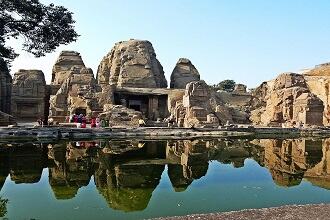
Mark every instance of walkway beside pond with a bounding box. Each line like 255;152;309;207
2;126;330;141
154;204;330;220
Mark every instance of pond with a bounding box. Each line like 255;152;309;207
0;138;329;219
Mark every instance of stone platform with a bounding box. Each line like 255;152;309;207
1;126;330;141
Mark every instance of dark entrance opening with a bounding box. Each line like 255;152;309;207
114;93;149;116
75;108;86;115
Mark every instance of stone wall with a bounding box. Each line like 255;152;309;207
11;69;47;120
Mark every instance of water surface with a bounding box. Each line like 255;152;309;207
0;138;329;219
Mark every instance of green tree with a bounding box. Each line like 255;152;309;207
0;0;79;65
213;79;236;92
0;197;8;217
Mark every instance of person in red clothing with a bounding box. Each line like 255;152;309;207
82;115;86;124
81;122;86;128
91;117;96;128
73;114;78;123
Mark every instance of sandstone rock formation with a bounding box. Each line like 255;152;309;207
0;111;15;126
171;80;218;127
98;104;142;127
51;51;85;85
0;58;12;114
49;51;103;121
251;73;324;126
170;58;200;89
233;84;247;94
97;39;167;88
11;69;47;120
303;63;330;125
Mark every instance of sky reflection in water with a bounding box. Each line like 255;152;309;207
0;138;329;220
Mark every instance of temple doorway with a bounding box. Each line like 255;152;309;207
75;108;86;115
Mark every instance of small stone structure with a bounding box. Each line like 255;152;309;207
252;73;324;126
293;93;324;126
233;84;247;94
11;69;47;120
170;58;200;89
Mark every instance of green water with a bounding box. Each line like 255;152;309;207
0;138;329;219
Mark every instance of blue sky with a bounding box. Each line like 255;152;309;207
9;0;330;87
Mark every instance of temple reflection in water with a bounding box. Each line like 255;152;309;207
0;137;329;212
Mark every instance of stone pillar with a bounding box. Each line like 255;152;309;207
148;96;159;120
0;59;12;114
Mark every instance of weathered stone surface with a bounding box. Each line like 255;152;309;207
98;104;142;127
303;63;330;125
49;51;103;121
233;84;247;94
51;51;85;85
0;58;12;114
252;73;324;126
97;39;167;88
181;81;212;127
11;69;47;119
0;111;15;126
170;58;200;89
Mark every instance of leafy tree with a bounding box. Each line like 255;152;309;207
0;197;8;217
213;79;236;92
0;0;79;65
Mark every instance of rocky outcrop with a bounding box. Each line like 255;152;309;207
0;58;12;114
97;39;167;88
98;104;142;127
233;84;247;94
11;69;47;119
49;51;104;122
51;51;85;85
173;80;220;127
251;73;324;126
303;63;330;125
170;58;200;89
0;111;15;126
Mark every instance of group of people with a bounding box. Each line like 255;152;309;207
66;114;110;128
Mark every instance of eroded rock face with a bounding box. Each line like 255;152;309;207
49;66;102;120
98;104;142;127
303;63;330;125
252;73;324;126
49;51;104;121
11;69;47;119
97;39;167;88
233;84;247;94
0;58;12;114
51;51;85;85
170;58;200;89
179;80;216;127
